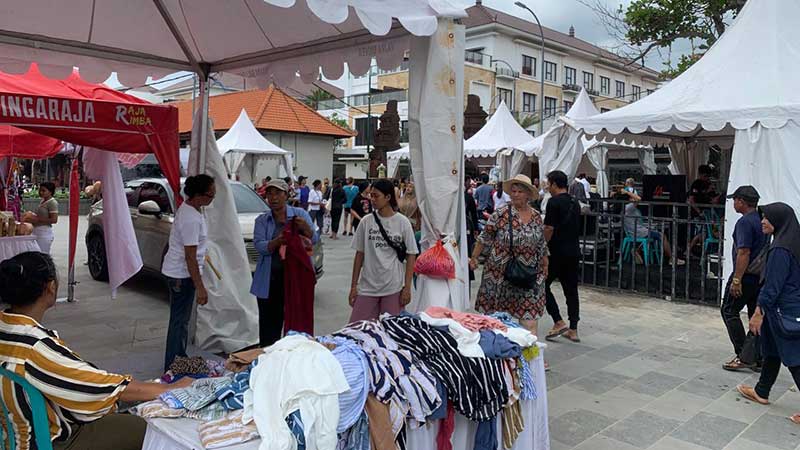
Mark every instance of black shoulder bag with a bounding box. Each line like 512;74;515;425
373;213;407;263
504;207;537;289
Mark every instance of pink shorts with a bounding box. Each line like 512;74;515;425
349;292;402;323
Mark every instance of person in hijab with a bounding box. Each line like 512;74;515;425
737;202;800;426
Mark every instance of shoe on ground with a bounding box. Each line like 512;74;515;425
723;357;755;372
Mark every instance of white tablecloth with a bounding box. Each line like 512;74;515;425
0;236;40;262
144;349;549;450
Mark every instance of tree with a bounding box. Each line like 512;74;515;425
304;88;335;109
327;112;353;150
578;0;746;78
516;113;539;130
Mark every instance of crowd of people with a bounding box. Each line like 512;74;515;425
1;166;799;449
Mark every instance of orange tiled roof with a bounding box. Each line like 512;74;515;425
174;85;355;138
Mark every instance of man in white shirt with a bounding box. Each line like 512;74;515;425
308;179;325;232
577;173;591;198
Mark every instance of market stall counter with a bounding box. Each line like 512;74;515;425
139;310;550;450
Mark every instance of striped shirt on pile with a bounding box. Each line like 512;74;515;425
0;312;130;450
380;315;510;422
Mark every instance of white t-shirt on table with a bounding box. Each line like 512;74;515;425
493;192;510;210
309;189;323;211
162;202;207;279
351;212;419;297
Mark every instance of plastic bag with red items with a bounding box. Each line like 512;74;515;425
414;240;456;279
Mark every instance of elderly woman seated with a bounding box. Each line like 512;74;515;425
0;252;193;450
619;189;685;266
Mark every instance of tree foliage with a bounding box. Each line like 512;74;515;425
578;0;745;78
304;88;335;108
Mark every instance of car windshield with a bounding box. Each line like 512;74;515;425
231;183;269;213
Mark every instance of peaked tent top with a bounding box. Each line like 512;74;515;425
571;0;800;144
464;101;535;158
217;109;288;156
0;0;466;87
388;145;410;160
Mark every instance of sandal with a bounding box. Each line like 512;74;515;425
737;384;770;405
723;357;755;372
545;326;568;341
563;331;581;343
790;414;800;425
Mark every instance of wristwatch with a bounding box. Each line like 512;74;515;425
732;277;741;285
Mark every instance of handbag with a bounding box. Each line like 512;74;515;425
745;243;770;276
739;333;761;365
504;208;537;290
373;213;407;263
772;307;800;338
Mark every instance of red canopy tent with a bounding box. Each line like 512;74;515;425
0;64;180;300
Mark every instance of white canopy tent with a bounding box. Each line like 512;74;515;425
501;88;648;196
463;101;535;158
568;0;800;282
0;0;474;343
217;109;294;184
387;144;410;178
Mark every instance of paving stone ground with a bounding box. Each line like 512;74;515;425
44;219;800;450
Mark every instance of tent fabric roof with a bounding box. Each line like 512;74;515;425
570;0;800;143
217;109;288;156
388;145;410;160
0;0;466;87
174;86;356;138
464;101;534;158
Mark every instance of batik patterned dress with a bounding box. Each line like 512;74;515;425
476;205;548;320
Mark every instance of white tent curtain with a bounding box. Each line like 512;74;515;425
387;146;410;179
407;19;469;312
585;145;609;197
497;149;529;180
535;122;585;183
188;110;259;353
668;141;709;177
723;122;800;283
638;147;657;175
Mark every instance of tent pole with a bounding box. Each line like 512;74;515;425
198;74;210;175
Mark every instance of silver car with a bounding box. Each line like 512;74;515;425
85;178;324;281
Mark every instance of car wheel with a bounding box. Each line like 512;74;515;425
87;233;109;281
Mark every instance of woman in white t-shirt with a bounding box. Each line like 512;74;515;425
308;179;325;233
161;174;215;371
493;181;511;211
349;179;419;322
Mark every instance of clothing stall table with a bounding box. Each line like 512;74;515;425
142;348;549;450
0;236;40;262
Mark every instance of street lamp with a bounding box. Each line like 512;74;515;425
514;1;546;136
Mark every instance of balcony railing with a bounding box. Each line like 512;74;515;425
316;90;408;110
495;67;519;79
562;83;582;93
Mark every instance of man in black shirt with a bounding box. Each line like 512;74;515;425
543;170;583;343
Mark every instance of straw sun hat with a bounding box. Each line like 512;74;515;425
504;174;539;199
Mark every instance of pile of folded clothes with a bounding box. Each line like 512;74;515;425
133;307;544;450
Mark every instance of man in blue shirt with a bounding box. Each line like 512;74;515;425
474;173;494;214
722;185;766;371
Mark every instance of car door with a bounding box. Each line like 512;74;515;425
133;181;174;270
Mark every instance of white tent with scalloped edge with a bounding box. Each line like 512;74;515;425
217;109;294;183
464;101;534;158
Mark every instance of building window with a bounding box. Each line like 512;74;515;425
522;93;536;112
632;85;641;101
583;72;594;91
497;88;513;109
544;96;557;118
563;100;573;113
616;80;625;98
600;107;611;113
544;61;557;82
564;66;576;85
522;55;536;77
465;49;484;65
600;76;610;95
354;117;378;146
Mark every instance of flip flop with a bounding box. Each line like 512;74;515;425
545;327;568;341
790;414;800;425
737;385;770;405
